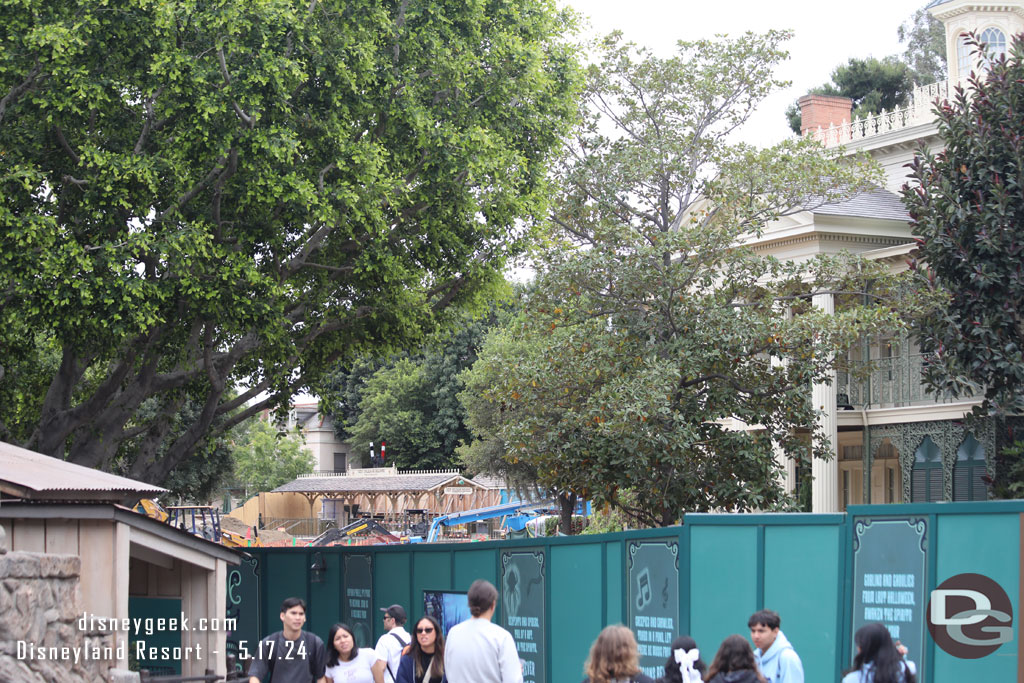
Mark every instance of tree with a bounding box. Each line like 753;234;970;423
457;316;580;533
898;5;948;86
0;0;582;484
230;418;313;497
903;33;1024;417
469;32;916;527
786;57;915;134
325;306;503;468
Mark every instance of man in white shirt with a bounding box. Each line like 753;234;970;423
445;579;523;683
373;604;410;683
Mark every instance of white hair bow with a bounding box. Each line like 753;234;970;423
674;648;701;683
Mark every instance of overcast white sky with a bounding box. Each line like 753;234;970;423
564;0;931;145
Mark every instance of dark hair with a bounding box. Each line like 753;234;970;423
583;625;641;683
280;597;307;614
747;609;780;630
847;623;916;683
467;579;498;617
704;635;764;682
409;615;445;679
661;635;706;683
327;623;358;666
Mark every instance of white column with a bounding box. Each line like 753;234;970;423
812;292;839;512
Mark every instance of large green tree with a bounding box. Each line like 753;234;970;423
335;308;503;468
229;418;313;498
0;0;581;483
903;33;1024;416
466;32;918;527
786;56;915;134
898;5;948;85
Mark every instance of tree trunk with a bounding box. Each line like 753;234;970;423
557;491;578;535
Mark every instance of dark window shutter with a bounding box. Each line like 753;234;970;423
953;464;970;501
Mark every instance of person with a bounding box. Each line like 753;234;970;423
747;610;803;683
580;624;656;683
397;615;447;683
444;579;523;683
373;604;411;683
247;597;327;683
704;635;765;683
841;623;917;683
659;635;705;683
325;622;378;683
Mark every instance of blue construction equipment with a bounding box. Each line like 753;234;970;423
426;499;554;542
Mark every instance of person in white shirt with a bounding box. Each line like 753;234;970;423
444;579;523;683
325;622;377;683
373;604;411;683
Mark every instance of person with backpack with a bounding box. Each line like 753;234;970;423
580;624;656;683
373;604;411;683
841;623;917;683
247;597;327;683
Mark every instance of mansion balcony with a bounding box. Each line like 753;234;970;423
835;352;981;411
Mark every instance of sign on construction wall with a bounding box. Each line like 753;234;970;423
444;486;472;495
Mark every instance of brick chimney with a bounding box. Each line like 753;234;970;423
797;94;853;135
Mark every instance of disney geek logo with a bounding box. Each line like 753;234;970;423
926;573;1013;659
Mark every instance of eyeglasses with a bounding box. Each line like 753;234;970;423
416;627;435;634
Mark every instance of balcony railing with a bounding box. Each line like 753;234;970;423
809;80;954;148
836;354;981;409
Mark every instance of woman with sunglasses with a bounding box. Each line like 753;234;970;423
396;615;447;683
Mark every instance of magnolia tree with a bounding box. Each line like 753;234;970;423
0;0;581;483
461;32;921;527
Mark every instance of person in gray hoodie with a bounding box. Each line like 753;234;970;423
747;610;803;683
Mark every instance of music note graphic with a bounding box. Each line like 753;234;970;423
636;567;652;610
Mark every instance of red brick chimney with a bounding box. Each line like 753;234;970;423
797;94;853;135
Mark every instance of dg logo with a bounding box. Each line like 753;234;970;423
926;573;1014;659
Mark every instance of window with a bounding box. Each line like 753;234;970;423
333;452;347;473
953;434;988;501
911;435;943;502
887;466;897;503
979;27;1007;67
958;33;972;75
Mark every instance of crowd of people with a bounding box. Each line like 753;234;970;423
245;591;915;683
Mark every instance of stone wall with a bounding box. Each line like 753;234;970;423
0;524;112;682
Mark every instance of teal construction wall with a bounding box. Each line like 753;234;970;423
225;502;1024;682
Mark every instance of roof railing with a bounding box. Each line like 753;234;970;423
809;79;955;148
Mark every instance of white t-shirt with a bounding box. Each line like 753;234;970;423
374;627;411;683
325;647;377;683
444;617;523;683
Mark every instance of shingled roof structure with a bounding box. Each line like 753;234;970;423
0;439;166;505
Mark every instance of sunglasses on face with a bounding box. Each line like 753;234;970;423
416;627;435;634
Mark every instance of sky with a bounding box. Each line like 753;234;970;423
563;0;932;145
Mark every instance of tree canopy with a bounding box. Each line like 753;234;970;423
903;33;1024;416
229;418;313;498
0;0;582;484
460;32;915;527
785;57;915;134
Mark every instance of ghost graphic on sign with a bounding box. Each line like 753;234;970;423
504;561;522;617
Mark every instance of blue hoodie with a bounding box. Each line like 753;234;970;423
754;630;803;683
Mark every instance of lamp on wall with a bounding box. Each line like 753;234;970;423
311;552;326;583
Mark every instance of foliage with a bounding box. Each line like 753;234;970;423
0;0;582;484
786;57;915;134
903;33;1024;417
993;439;1024;500
468;32;919;527
229;418;313;497
337;308;505;469
898;5;948;85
